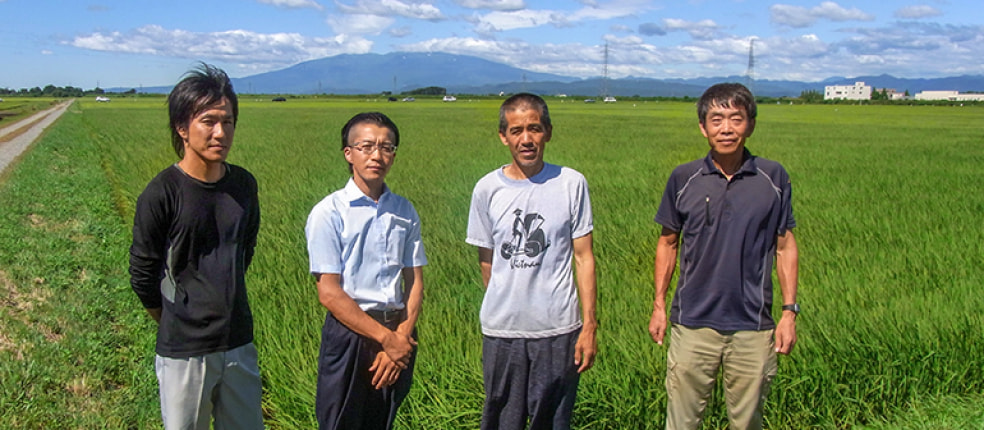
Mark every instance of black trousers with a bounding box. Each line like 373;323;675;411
316;312;416;430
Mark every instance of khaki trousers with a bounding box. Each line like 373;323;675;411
665;325;777;430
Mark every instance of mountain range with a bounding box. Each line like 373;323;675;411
128;52;984;98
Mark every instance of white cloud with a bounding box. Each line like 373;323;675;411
328;14;396;35
638;18;720;40
813;2;873;22
573;0;648;20
475;9;563;33
68;25;370;69
453;0;525;11
639;22;667;36
397;37;598;75
337;0;444;20
388;25;413;37
41;50;53;55
258;0;324;10
610;24;632;33
473;1;642;34
894;5;941;19
770;4;815;28
48;0;984;85
397;35;693;79
664;18;721;40
770;1;874;29
387;8;984;82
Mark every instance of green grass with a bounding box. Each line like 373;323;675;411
1;97;982;428
0;98;63;126
0;102;159;428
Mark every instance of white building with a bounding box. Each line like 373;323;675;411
914;90;984;102
824;82;872;100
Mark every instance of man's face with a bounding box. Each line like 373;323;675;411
344;122;396;185
177;97;235;164
499;107;551;173
699;103;755;158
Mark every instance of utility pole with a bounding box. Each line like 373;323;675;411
745;39;755;92
602;42;610;98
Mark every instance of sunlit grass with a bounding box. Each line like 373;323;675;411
1;97;982;428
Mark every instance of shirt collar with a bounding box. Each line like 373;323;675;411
341;177;390;204
702;148;758;177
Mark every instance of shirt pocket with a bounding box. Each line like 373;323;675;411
384;215;411;266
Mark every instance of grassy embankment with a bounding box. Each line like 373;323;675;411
1;97;982;428
0;98;63;127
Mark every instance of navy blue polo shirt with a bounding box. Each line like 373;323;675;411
655;149;795;331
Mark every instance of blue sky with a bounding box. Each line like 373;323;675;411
1;0;981;90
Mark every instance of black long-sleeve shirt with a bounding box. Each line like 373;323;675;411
129;163;260;358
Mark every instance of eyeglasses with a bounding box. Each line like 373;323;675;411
349;141;397;155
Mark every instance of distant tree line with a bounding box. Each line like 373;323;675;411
0;85;137;97
799;89;823;103
404;86;447;96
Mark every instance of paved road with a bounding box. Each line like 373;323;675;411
0;100;74;175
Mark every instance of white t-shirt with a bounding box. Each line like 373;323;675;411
466;163;593;338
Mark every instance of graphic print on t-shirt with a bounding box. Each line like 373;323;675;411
500;208;551;265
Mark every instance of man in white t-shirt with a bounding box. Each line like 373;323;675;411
466;93;598;430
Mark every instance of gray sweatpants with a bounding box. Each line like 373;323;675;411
155;342;264;430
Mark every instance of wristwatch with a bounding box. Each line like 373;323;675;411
781;303;801;315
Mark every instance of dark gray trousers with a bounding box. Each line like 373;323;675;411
481;329;581;430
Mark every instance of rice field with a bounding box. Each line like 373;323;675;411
1;96;982;428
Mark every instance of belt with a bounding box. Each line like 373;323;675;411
366;308;406;324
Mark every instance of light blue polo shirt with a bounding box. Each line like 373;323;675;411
306;178;427;312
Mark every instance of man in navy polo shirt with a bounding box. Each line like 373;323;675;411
648;83;799;430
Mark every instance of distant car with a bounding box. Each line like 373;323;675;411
442;95;457;102
95;96;110;102
584;99;596;103
272;97;287;102
603;96;617;103
402;97;415;102
388;96;398;102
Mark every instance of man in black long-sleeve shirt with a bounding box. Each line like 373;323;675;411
129;64;263;430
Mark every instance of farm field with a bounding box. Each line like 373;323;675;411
1;96;982;429
0;98;61;132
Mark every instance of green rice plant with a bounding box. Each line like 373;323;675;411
1;98;982;428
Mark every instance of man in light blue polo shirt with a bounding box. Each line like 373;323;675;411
648;83;800;430
305;112;427;430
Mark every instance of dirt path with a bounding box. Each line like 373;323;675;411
0;100;74;176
